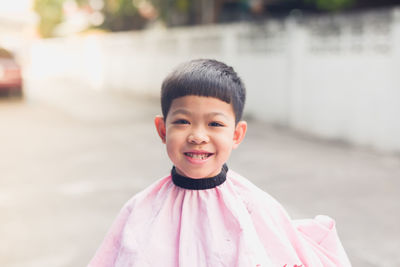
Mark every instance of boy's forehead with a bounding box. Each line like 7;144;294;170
168;95;235;117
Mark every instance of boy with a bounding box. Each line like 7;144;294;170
89;59;351;267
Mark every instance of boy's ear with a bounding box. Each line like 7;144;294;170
154;115;166;144
232;121;247;149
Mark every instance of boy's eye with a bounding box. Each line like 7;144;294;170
173;119;190;124
209;121;224;127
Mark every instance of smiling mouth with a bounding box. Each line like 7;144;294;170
184;152;213;160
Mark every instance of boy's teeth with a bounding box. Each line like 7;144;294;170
186;153;210;159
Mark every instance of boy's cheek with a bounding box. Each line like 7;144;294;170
165;131;181;141
165;137;181;151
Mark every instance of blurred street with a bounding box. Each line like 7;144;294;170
1;80;399;267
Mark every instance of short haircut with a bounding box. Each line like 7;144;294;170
161;59;246;124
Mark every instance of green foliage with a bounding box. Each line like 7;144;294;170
101;0;145;31
175;0;189;12
33;0;64;37
33;0;149;35
304;0;356;11
149;0;190;26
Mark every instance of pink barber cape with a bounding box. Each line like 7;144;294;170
89;170;351;267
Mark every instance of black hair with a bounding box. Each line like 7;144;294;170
161;59;246;124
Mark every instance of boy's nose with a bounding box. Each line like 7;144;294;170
187;131;209;144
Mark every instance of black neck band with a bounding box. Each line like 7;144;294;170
171;164;228;190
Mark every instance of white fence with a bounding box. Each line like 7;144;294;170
27;7;400;152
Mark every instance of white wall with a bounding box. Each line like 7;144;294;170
27;7;400;152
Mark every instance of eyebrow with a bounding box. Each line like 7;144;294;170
170;109;191;116
170;109;229;119
208;112;229;119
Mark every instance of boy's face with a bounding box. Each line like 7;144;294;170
155;95;247;179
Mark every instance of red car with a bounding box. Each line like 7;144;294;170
0;47;23;97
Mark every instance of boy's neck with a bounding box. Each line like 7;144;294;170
171;164;228;190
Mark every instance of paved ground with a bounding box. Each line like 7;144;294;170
0;80;399;267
